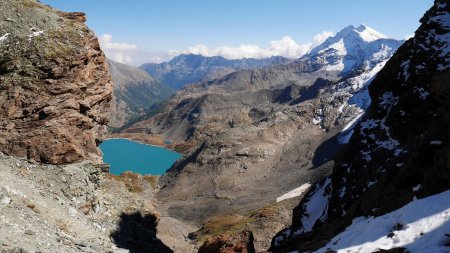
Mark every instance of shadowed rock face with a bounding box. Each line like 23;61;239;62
0;0;112;164
272;1;450;252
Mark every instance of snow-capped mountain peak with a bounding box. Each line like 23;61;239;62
355;24;390;42
304;24;402;74
333;24;389;42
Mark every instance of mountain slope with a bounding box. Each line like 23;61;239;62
0;0;112;164
123;25;403;239
108;60;174;128
140;54;291;89
272;1;450;252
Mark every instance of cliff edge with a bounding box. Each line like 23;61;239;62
0;0;112;164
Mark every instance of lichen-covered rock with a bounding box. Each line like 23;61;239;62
0;0;112;164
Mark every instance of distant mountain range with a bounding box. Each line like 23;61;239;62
114;25;402;128
139;54;292;90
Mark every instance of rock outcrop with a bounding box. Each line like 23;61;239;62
0;0;112;164
272;1;450;252
198;230;255;253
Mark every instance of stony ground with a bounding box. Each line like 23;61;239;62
0;153;196;253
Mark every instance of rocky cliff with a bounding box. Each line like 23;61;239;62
0;0;112;164
272;1;450;252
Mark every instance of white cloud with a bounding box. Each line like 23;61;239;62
98;34;170;65
404;34;414;40
99;34;138;51
98;31;335;65
99;34;139;64
313;31;335;46
169;31;334;60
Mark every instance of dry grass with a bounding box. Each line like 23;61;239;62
193;214;256;244
21;0;43;9
192;201;284;244
107;172;145;193
143;175;158;189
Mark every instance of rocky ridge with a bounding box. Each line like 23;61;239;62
140;54;292;90
272;1;450;252
0;0;112;164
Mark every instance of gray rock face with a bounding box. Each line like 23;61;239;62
140;54;292;90
108;59;174;128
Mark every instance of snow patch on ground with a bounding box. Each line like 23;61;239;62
320;39;347;72
312;116;323;125
401;60;411;81
28;29;44;40
429;11;450;71
276;183;312;202
430;140;443;145
379;92;399;110
338;112;364;144
347;60;388;110
297;178;331;233
316;190;450;253
0;33;9;43
415;87;429;100
335;60;390;144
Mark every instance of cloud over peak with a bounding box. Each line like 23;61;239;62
169;31;334;60
98;31;335;65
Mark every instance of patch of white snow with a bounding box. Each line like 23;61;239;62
316;190;450;253
0;33;9;43
299;178;332;233
276;183;312;202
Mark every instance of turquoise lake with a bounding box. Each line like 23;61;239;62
99;138;182;175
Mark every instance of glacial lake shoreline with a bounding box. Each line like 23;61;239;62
99;138;182;176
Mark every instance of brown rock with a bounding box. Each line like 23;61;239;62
0;0;112;164
62;12;87;23
198;230;255;253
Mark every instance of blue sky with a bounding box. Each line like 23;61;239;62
41;0;433;65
